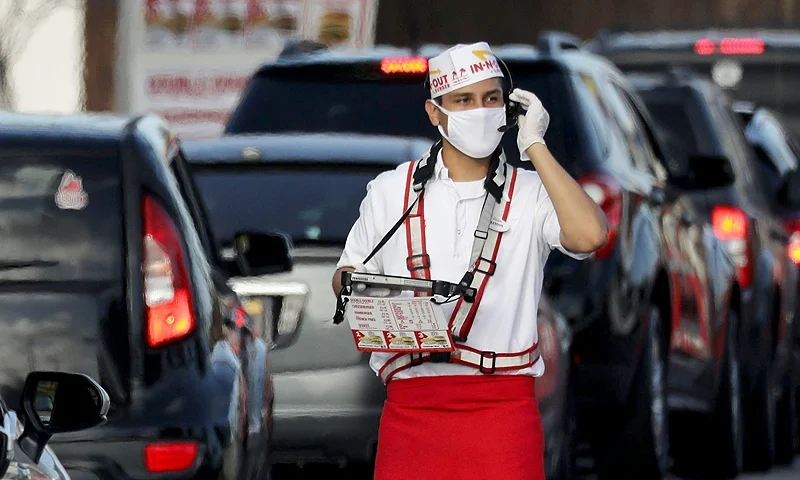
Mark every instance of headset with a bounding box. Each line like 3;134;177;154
423;56;522;133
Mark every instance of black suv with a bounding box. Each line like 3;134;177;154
588;29;800;135
627;71;798;471
224;33;739;479
0;113;298;480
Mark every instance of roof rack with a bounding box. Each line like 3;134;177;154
537;31;583;54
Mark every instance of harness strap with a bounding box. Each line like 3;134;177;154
378;343;541;384
403;161;432;293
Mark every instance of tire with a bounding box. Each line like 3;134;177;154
592;307;669;480
775;362;798;464
742;313;778;472
671;311;743;480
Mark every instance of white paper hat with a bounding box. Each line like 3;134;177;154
427;41;504;98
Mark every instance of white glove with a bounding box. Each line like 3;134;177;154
350;263;400;298
508;88;550;162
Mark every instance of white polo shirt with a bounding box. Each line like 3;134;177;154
337;152;590;379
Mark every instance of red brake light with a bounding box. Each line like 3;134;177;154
694;37;765;55
578;173;623;259
143;195;196;348
694;38;716;55
784;219;800;265
712;205;752;287
144;441;199;473
720;37;764;55
380;56;428;74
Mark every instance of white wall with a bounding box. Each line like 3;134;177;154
8;1;84;113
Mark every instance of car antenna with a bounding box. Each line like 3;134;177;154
406;1;422;55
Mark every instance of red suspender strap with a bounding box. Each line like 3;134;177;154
403;160;431;293
381;166;540;384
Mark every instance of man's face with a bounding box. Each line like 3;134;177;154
425;77;504;133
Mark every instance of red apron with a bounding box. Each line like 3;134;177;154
373;374;545;480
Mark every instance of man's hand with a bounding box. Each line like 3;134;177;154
509;88;550;162
330;263;400;297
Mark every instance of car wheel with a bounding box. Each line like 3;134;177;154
592;306;668;480
743;313;777;471
775;361;798;464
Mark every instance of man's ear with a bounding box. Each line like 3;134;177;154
425;99;443;127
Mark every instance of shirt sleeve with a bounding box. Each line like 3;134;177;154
534;183;593;261
337;177;385;273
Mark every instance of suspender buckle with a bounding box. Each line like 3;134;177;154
479;351;497;374
475;257;497;276
428;352;452;363
406;254;431;271
474;229;489;240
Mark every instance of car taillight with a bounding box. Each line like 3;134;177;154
578;173;623;259
142;195;195;348
144;441;199;473
380;56;428;74
784;219;800;265
712;205;752;287
694;37;765;55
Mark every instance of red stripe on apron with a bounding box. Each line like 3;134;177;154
374;375;545;480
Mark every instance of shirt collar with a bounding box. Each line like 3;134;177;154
430;150;506;202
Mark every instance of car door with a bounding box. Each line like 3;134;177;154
611;78;713;360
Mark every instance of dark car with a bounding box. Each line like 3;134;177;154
587;29;800;136
626;71;798;471
183;132;578;480
221;35;739;480
733;101;800;452
0;371;109;480
0;113;299;480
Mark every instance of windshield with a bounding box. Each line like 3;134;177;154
191;164;392;246
224;63;579;168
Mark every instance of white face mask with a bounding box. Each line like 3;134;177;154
434;104;507;159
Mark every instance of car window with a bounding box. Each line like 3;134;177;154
190;163;393;246
572;72;610;159
226;62;589;170
603;79;659;176
169;149;219;263
0;152;123;282
612;83;671;182
752;145;783;200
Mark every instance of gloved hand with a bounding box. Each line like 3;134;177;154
508;88;550;162
350;263;401;298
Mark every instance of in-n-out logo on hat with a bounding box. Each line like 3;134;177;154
427;41;504;98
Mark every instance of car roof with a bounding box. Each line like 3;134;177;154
590;28;800;51
182;132;435;165
626;69;718;97
0;112;173;155
257;35;616;75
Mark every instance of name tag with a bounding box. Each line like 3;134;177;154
490;217;509;232
343;295;455;354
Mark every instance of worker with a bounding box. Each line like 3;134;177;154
331;41;608;480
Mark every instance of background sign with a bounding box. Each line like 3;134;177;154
125;0;378;139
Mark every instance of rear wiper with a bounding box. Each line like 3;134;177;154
0;260;60;271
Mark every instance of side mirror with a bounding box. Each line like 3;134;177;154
778;170;800;206
223;231;293;277
669;154;736;190
228;281;309;350
18;371;110;463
